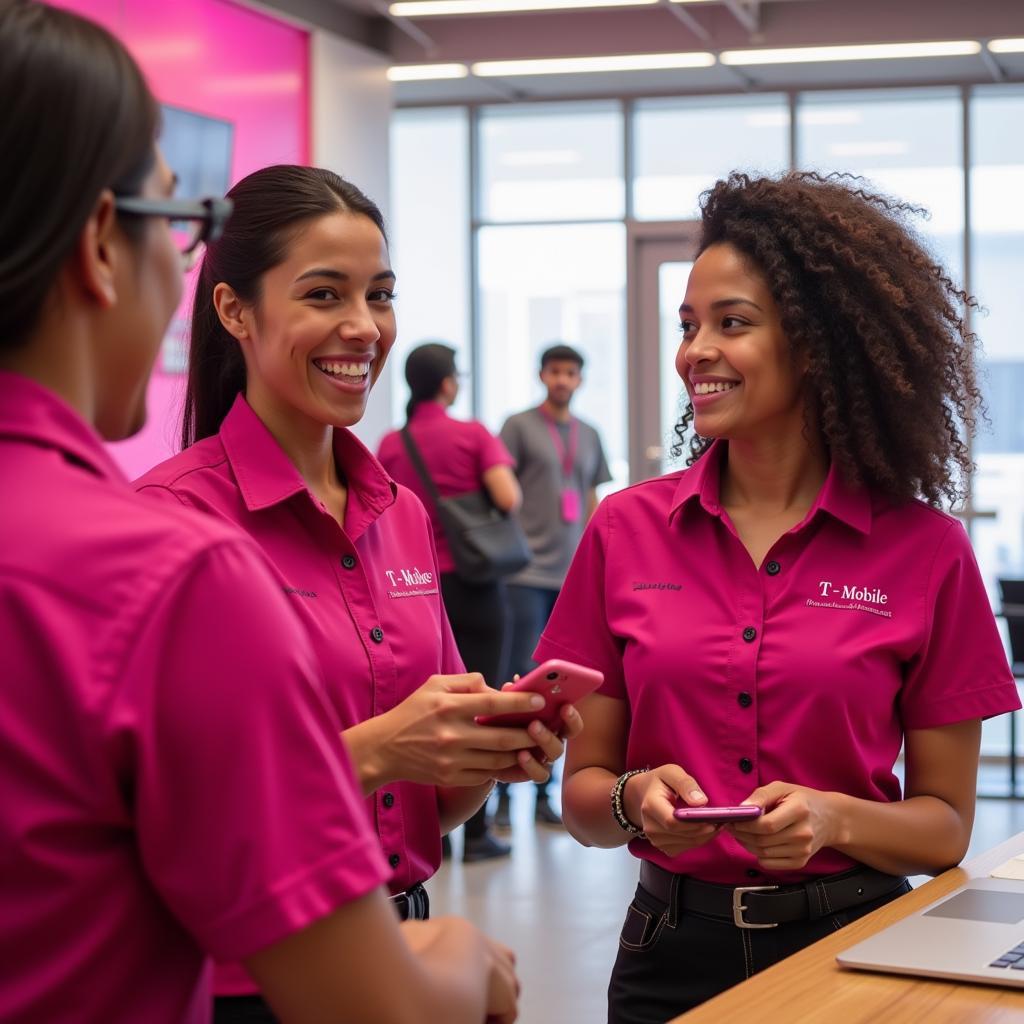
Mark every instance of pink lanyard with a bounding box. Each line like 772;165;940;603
538;406;579;480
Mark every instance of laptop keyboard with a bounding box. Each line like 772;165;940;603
990;942;1024;969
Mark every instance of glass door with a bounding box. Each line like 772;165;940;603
628;229;700;483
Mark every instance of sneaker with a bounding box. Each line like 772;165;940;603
463;832;512;863
534;795;563;827
493;788;512;829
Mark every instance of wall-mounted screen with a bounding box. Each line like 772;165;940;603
160;103;234;199
158;105;234;373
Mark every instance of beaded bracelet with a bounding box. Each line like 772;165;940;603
611;768;648;837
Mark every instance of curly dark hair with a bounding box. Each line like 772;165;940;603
672;171;983;507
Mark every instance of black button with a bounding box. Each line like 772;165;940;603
389;853;401;868
371;627;385;644
746;868;761;878
739;757;753;773
742;627;757;643
341;554;357;570
738;691;753;708
765;560;781;576
382;792;395;808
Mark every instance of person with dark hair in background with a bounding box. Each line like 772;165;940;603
378;343;523;863
541;171;1021;1022
135;164;579;1021
0;4;522;1024
497;343;612;828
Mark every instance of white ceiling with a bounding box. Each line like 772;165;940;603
264;0;1024;103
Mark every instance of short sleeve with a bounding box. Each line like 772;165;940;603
499;418;521;466
591;429;613;488
473;422;515;475
533;498;626;698
900;520;1020;729
123;539;389;962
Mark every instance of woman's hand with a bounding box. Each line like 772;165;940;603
727;782;845;871
349;673;556;790
491;702;584;784
623;764;722;858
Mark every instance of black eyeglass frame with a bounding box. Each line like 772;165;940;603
113;196;233;254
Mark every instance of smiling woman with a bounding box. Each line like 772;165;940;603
539;170;1020;1023
134;163;574;1022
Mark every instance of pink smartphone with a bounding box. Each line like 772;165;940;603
476;658;603;732
673;805;762;823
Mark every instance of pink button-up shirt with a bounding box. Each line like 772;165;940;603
136;397;460;898
0;372;388;1024
377;402;515;574
537;441;1019;886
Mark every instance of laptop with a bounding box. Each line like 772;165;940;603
836;876;1024;987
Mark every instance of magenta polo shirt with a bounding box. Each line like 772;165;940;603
377;401;515;574
0;372;388;1024
136;396;460;975
537;440;1019;887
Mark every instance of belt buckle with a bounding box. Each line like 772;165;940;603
732;885;780;929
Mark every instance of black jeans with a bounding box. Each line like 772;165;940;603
213;996;278;1023
608;873;912;1023
504;583;560;799
439;573;509;839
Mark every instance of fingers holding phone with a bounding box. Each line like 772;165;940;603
623;765;724;857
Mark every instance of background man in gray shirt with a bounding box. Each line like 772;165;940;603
497;344;612;827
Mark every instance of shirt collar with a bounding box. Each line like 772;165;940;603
219;394;397;532
669;439;873;535
410;401;449;422
0;371;127;484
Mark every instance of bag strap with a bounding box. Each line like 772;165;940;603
400;425;443;508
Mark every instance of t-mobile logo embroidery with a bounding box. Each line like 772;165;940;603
385;567;435;587
818;580;888;605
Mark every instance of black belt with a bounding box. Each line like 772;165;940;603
390;881;430;921
639;860;907;930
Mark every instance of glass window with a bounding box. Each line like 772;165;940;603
477;222;627;493
796;89;964;282
389;108;471;422
478;102;624;223
969;86;1024;770
633;94;790;220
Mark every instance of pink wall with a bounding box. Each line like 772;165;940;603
53;0;310;477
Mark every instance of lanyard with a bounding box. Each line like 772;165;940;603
538;406;579;480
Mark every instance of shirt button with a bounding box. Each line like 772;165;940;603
746;868;761;878
738;691;753;708
382;792;395;808
371;626;385;644
742;627;757;643
341;554;357;570
739;757;753;774
765;560;781;576
389;853;401;868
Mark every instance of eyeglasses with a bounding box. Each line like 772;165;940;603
113;195;233;258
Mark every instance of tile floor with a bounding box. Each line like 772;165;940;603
430;770;1024;1024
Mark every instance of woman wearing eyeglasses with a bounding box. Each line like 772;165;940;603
0;5;519;1023
133;164;580;1021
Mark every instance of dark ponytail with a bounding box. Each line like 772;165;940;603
403;342;457;423
0;1;158;349
182;165;387;447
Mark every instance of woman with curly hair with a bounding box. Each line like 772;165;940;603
536;171;1020;1022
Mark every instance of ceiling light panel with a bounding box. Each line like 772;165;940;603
988;39;1024;54
472;52;716;76
387;63;469;80
721;40;982;66
390;0;663;15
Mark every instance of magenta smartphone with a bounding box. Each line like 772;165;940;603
673;805;762;823
476;658;604;732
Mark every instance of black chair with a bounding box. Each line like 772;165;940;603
990;578;1024;798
